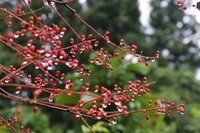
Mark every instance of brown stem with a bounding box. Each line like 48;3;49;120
81;116;95;133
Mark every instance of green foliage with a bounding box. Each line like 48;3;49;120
82;121;110;133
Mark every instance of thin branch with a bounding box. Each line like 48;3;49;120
81;116;95;133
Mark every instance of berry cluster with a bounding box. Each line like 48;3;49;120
0;0;185;132
177;0;187;11
0;116;34;133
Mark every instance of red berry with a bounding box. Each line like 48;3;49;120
176;108;180;112
20;126;24;130
33;106;38;113
136;80;141;84
148;100;152;105
7;21;12;27
155;113;159;117
167;101;171;105
145;62;149;66
16;108;21;115
177;1;182;4
52;83;56;88
61;73;65;78
143;77;147;82
180;104;185;108
12;117;18;123
6;123;11;128
81;86;86;92
156;50;160;54
70;38;74;43
29;16;34;21
112;117;117;121
181;109;185;114
145;115;150;120
16;86;22;91
28;0;32;4
34;89;41;96
5;32;14;40
105;31;110;35
123;111;128;116
161;99;165;104
6;123;11;127
36;17;42;23
168;110;172;115
171;103;175;106
66;93;71;97
183;7;187;10
120;39;124;43
85;83;90;89
88;34;93;39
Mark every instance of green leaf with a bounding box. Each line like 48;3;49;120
55;92;80;105
126;63;150;74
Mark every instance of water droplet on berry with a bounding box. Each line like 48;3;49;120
112;120;117;124
117;108;123;112
114;102;121;106
102;104;107;108
55;36;59;39
60;34;64;38
59;56;64;59
97;116;101;119
23;61;28;64
45;53;51;57
52;54;57;58
133;92;137;95
47;66;53;70
108;122;112;126
76;114;80;117
15;91;20;94
49;98;53;102
131;99;135;101
14;34;19;38
65;84;69;89
4;80;9;83
65;62;70;67
40;50;44;53
99;108;103;111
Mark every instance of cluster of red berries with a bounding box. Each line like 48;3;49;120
0;116;35;133
0;0;185;132
177;0;187;11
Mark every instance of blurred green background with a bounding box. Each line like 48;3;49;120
0;0;200;133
